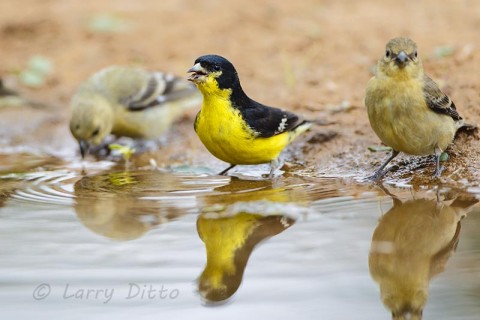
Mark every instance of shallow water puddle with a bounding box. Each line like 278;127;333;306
0;165;479;320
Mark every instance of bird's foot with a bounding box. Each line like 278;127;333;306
433;165;444;177
367;169;386;182
367;173;381;182
366;150;399;182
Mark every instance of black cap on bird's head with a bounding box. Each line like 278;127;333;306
187;55;240;90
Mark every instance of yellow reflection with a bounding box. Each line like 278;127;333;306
369;188;477;319
200;176;311;207
197;209;295;302
73;171;184;240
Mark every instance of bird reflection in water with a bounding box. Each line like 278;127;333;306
369;187;476;319
73;171;185;240
197;209;295;303
195;177;308;303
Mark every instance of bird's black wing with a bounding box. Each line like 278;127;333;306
239;101;306;138
423;75;462;121
127;72;197;111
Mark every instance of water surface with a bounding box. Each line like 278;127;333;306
1;160;479;320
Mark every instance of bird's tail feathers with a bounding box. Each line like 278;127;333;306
455;119;477;137
288;120;312;142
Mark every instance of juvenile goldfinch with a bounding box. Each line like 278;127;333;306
365;37;467;179
70;66;201;158
188;55;311;177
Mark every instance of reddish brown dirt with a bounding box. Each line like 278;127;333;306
0;0;479;186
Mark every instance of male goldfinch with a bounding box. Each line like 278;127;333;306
70;66;201;158
365;37;469;180
188;55;311;177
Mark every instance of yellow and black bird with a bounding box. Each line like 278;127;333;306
365;37;470;180
187;55;311;177
70;66;201;158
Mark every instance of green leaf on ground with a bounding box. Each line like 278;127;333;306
368;145;392;152
439;152;449;162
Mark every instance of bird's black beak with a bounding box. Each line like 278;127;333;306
395;51;408;67
79;140;89;159
187;63;207;82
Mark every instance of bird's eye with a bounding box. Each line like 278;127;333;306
92;127;100;137
213;65;221;71
385;49;391;58
414;50;418;58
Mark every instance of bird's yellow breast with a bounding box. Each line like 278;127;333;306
194;86;290;165
366;75;456;156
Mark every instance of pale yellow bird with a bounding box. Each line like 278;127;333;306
365;37;470;179
70;66;201;158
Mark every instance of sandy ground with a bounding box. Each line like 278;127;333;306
0;0;480;186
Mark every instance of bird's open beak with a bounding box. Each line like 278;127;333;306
395;51;408;67
79;140;90;159
187;63;207;82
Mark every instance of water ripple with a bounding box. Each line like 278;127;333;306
8;171;77;206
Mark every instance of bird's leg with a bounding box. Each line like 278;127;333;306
433;146;444;177
369;150;400;181
375;182;402;206
268;158;282;178
435;186;443;212
218;164;236;176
